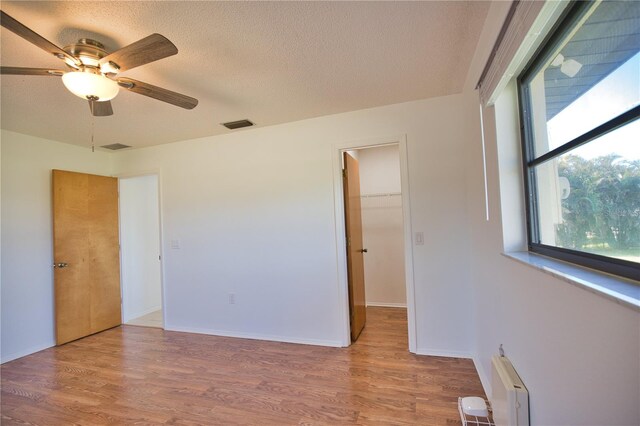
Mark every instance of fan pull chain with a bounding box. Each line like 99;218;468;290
91;117;95;153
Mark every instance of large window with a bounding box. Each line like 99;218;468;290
518;0;639;281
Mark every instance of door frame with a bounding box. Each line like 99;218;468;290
116;170;166;329
332;135;417;352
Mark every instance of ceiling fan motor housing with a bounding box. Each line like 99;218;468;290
63;38;109;69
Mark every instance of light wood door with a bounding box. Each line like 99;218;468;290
343;152;367;342
52;170;122;345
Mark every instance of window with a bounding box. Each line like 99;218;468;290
518;0;640;281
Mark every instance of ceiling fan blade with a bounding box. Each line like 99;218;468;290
89;100;114;117
1;66;65;76
0;10;81;67
100;34;177;72
116;77;198;109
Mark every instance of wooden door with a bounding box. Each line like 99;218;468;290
52;170;122;345
343;152;367;342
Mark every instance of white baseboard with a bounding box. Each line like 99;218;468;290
1;341;55;364
415;347;473;359
366;302;407;308
164;324;343;348
124;305;162;323
473;355;492;398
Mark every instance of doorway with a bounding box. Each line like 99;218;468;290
119;174;164;329
357;145;407;308
334;136;416;351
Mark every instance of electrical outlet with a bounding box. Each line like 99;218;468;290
170;239;180;249
415;232;424;245
228;293;236;304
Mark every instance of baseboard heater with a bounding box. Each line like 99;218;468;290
491;355;529;425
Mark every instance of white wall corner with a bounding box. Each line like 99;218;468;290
472;355;492;399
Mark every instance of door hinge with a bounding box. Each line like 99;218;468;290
342;169;346;178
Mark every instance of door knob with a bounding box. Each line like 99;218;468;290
358;248;368;253
53;262;68;268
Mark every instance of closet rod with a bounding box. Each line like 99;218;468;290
360;192;401;198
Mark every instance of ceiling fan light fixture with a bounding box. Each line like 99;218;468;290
78;54;100;67
62;71;119;101
1;11;197;114
100;61;120;75
60;56;80;70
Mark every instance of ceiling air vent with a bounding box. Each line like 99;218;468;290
222;119;254;130
100;143;131;150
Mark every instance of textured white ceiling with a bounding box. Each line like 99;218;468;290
1;1;489;149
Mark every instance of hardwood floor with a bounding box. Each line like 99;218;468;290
1;307;485;425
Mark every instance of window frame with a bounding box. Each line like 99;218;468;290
517;0;640;282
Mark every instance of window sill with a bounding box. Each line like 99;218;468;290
502;252;640;312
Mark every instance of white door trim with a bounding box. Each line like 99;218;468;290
331;135;417;352
116;170;166;329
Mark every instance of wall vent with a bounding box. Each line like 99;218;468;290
222;119;254;130
101;143;131;150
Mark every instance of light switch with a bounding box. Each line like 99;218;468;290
170;239;180;249
415;232;424;245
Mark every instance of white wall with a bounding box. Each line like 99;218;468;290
1;130;112;362
358;145;402;196
1;95;476;360
460;2;640;422
464;83;640;426
113;94;477;355
357;145;406;307
120;175;162;323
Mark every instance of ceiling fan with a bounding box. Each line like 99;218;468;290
0;10;198;116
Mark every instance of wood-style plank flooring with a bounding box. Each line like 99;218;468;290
1;307;485;425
